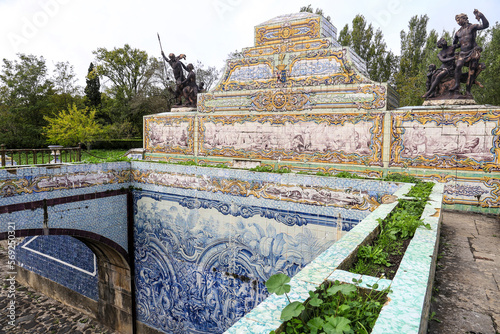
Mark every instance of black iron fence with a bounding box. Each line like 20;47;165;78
0;144;81;167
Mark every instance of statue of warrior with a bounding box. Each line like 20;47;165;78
162;51;188;105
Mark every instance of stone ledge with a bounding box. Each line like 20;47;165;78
423;99;477;106
170;107;197;112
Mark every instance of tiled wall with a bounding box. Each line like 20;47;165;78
3;161;403;334
196;12;392;114
16;235;98;300
0;163;130;306
130;162;403;333
0;162;131;250
390;106;500;212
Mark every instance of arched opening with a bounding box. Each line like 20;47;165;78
1;229;134;334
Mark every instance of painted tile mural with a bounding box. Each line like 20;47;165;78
134;190;344;333
211;50;368;94
144;115;195;155
390;110;500;171
132;169;380;211
424;173;500;208
0;166;130;200
254;15;322;46
198;113;383;166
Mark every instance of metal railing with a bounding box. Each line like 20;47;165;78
0;144;81;167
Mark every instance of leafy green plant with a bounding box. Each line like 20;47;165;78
383;173;418;183
175;160;197;166
266;275;388;334
358;245;389;266
350;181;433;279
429;311;441;323
406;181;434;200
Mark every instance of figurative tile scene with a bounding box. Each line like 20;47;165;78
198;113;383;165
144;115;195;155
391;109;500;171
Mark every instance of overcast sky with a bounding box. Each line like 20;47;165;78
0;0;498;88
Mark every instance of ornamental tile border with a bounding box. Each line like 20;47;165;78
225;183;443;334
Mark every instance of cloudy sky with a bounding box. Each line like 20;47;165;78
0;0;498;88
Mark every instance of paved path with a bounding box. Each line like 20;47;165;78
429;210;500;334
0;242;116;334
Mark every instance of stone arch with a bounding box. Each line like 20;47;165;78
1;228;134;334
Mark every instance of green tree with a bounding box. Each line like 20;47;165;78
93;44;159;100
338;15;396;82
0;54;54;147
395;15;429;106
84;62;101;110
51;61;81;110
43;104;104;147
370;29;398;83
93;45;162;137
474;23;500;105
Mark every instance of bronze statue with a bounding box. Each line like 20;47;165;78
422;38;458;98
162;51;188;105
422;9;488;102
181;63;198;107
450;9;489;94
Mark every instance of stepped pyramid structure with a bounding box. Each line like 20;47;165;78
145;13;397;169
198;12;398;113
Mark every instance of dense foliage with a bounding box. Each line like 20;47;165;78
0;46;219;148
43;104;104;147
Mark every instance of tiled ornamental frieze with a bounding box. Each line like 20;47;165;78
197;113;384;166
390;108;500;171
143;114;195;155
389;106;500;210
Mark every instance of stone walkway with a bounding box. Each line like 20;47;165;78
0;243;116;334
428;210;500;334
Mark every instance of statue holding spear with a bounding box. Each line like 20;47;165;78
157;33;188;106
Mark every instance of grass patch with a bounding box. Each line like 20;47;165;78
249;165;291;173
81;149;129;163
